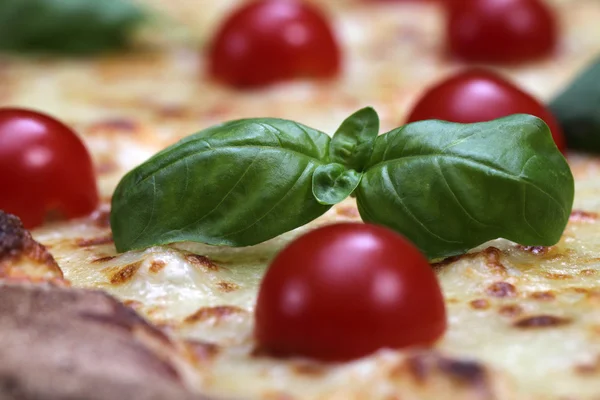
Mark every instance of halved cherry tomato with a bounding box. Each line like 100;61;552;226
446;0;557;63
208;0;341;87
0;108;99;228
406;69;566;153
255;223;447;362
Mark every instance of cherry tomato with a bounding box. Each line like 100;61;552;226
208;0;341;87
446;0;557;63
255;223;446;361
0;108;99;228
406;69;566;152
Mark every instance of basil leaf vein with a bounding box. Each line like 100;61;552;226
111;119;332;252
357;114;574;259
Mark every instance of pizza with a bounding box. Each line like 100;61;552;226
1;0;600;399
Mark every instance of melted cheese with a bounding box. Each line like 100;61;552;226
4;0;600;398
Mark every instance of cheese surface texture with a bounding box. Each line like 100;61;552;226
3;0;600;398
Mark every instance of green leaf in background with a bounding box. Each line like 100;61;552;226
0;0;145;54
111;119;333;252
356;114;574;259
312;163;362;205
549;57;600;152
329;107;379;171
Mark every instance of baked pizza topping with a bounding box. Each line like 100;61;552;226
208;0;341;87
0;108;99;229
255;223;446;361
110;111;572;259
0;211;64;282
406;68;566;153
0;0;145;55
446;0;557;63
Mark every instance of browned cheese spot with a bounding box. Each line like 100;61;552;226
263;392;296;400
514;315;572;329
530;291;556;301
0;211;64;280
184;305;245;324
498;304;523;317
438;358;488;386
403;354;429;383
90;207;111;228
109;261;143;285
470;299;491;310
545;272;573;280
149;260;166;274
96;160;119;175
481;247;507;274
486;281;517;298
336;205;360;218
291;362;326;377
77;235;114;247
92;255;117;263
185;340;220;363
572;287;591;294
185;254;219;271
580;269;597;276
574;357;600;375
216;281;240;292
393;354;489;388
586;290;600;304
89;118;137;133
432;247;506;275
569;210;598;223
156;104;189;119
517;245;550;255
123;299;144;311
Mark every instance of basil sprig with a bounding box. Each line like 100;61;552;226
111;110;574;259
549;56;600;152
0;0;144;55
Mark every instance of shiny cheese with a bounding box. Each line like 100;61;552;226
3;0;600;398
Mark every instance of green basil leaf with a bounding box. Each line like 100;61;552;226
548;57;600;152
357;114;574;259
110;118;332;252
0;0;144;55
312;163;362;205
329;107;379;171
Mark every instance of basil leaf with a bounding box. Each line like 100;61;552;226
357;114;574;259
549;57;600;152
312;164;362;205
111;119;332;252
0;0;144;55
329;107;379;171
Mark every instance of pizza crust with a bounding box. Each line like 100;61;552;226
0;282;219;400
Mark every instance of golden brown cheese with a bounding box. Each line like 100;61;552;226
2;0;600;398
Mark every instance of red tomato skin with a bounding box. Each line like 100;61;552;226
406;69;566;153
446;0;557;63
208;0;341;87
255;223;447;362
0;108;99;228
